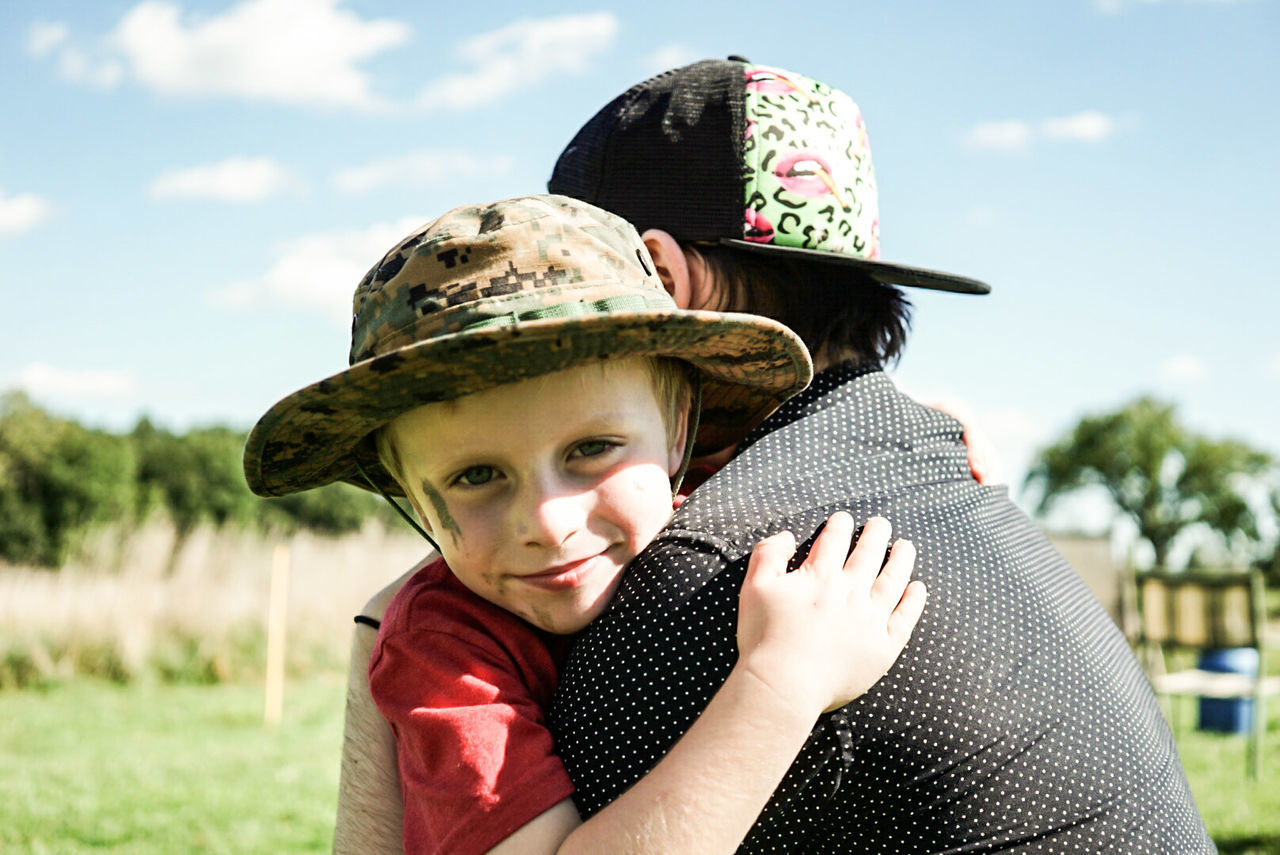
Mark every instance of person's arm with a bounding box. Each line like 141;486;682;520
489;512;925;855
333;566;419;855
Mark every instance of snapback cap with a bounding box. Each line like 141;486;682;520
550;57;989;295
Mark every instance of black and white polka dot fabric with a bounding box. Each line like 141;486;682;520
550;363;1215;853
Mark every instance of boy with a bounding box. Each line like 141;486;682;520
244;194;925;854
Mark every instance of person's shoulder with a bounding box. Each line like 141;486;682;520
382;556;481;633
385;553;447;600
382;556;549;654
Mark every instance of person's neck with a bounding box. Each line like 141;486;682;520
688;443;737;471
686;351;871;470
813;345;860;373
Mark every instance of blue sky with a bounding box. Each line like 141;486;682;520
2;0;1277;534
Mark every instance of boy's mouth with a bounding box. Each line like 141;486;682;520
519;554;609;593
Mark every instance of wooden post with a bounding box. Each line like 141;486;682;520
265;543;290;727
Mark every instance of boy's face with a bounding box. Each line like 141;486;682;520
385;359;686;634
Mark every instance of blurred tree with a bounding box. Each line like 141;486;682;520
132;421;256;535
1025;396;1276;570
262;481;398;535
0;392;137;566
0;397;403;568
1255;490;1280;586
131;418;399;536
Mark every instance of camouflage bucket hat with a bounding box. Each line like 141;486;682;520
244;194;812;498
550;57;990;295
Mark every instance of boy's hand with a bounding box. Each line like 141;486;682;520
736;513;925;716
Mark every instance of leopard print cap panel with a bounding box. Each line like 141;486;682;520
741;64;881;261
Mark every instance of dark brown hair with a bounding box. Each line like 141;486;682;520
686;245;913;368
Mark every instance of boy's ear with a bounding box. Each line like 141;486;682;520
642;229;693;308
667;396;692;478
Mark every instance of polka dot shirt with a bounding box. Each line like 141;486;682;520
550;363;1216;853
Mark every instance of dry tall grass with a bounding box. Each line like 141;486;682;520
0;517;429;687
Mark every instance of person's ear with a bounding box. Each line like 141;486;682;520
667;397;692;478
642;229;694;308
642;230;723;311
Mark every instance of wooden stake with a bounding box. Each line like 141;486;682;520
265;543;290;727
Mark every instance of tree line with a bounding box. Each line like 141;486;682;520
0;392;398;568
1025;396;1279;580
3;390;1276;578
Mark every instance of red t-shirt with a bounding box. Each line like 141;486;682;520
369;557;575;855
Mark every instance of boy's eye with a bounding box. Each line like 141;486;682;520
571;440;612;459
455;466;497;486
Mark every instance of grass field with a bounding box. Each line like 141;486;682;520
0;677;345;854
2;674;1277;854
1165;693;1280;855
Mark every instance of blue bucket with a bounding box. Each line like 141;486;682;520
1197;647;1258;734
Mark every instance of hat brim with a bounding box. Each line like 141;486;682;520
720;238;991;295
245;311;810;498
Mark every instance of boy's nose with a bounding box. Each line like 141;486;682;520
519;479;590;549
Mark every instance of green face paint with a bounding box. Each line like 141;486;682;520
419;480;462;548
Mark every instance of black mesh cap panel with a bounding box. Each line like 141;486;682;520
549;59;746;242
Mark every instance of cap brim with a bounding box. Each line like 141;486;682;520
245;311;811;498
720;238;990;295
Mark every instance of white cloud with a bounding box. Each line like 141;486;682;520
963;120;1034;152
1161;355;1209;382
29;20;122;88
1041;110;1116;142
965;111;1121;152
13;363;139;401
35;5;617;114
111;0;409;108
1267;355;1280;377
332;149;515;194
58;48;125;88
149;157;297;202
0;189;52;234
57;0;409;109
208;217;425;322
416;13;617;112
27;21;69;57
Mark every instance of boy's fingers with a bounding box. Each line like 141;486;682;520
871;537;916;605
878;537;916;579
844;516;892;585
886;579;928;642
747;529;797;581
803;511;855;575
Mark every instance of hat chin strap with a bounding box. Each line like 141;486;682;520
670;375;702;499
355;458;442;555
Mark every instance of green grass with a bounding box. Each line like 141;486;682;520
0;677;345;854
1;675;1276;854
1167;694;1280;855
